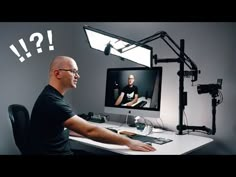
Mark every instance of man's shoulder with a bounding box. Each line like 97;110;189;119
133;85;138;92
131;85;138;90
122;85;129;91
41;85;62;98
36;88;62;106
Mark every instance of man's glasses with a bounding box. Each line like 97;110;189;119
58;69;79;75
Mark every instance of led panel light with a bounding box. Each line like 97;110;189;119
83;25;153;67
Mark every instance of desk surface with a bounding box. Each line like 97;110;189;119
69;121;213;155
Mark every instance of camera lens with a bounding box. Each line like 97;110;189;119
197;84;209;94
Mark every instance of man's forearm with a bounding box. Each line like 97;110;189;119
87;126;130;145
126;98;138;106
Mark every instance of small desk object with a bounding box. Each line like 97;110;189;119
69;122;213;155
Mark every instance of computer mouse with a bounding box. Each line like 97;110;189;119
145;142;152;146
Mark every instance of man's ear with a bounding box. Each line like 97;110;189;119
54;70;61;79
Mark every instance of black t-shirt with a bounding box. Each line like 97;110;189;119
121;85;138;104
28;85;75;155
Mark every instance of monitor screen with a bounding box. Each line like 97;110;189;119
104;67;162;119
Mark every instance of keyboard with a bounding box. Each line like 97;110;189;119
106;127;172;145
130;134;173;145
133;100;147;108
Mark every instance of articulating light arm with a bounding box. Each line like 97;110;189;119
120;31;199;82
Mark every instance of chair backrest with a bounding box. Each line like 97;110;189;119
8;104;30;155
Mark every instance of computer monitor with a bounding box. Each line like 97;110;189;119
104;67;162;119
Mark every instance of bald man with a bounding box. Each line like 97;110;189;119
115;74;139;107
28;56;155;155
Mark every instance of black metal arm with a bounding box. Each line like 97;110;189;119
120;31;219;135
120;31;200;82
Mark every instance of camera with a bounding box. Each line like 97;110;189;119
197;79;222;96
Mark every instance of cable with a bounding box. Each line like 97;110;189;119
155;118;165;130
183;110;190;134
154;118;161;128
218;90;223;105
125;114;129;126
160;118;165;129
99;113;109;122
118;115;126;127
186;130;209;135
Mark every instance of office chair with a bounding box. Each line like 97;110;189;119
8;104;30;155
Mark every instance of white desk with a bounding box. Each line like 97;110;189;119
69;122;213;155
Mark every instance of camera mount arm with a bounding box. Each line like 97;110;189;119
136;32;199;135
176;93;221;135
121;31;221;135
177;125;212;134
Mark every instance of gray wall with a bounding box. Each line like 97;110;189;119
1;22;235;154
0;23;77;154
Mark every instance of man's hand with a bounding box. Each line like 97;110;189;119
126;102;133;107
126;139;156;152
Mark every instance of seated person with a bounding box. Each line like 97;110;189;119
115;74;138;107
28;56;155;155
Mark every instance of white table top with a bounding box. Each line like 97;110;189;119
69;121;213;155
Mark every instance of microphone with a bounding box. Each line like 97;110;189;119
104;43;112;55
104;42;123;56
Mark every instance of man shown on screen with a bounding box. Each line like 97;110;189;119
115;74;138;107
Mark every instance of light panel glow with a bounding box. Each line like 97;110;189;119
84;26;153;67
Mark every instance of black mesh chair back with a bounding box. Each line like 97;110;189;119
8;104;30;154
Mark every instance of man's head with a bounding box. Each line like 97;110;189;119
49;56;80;94
128;74;135;87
